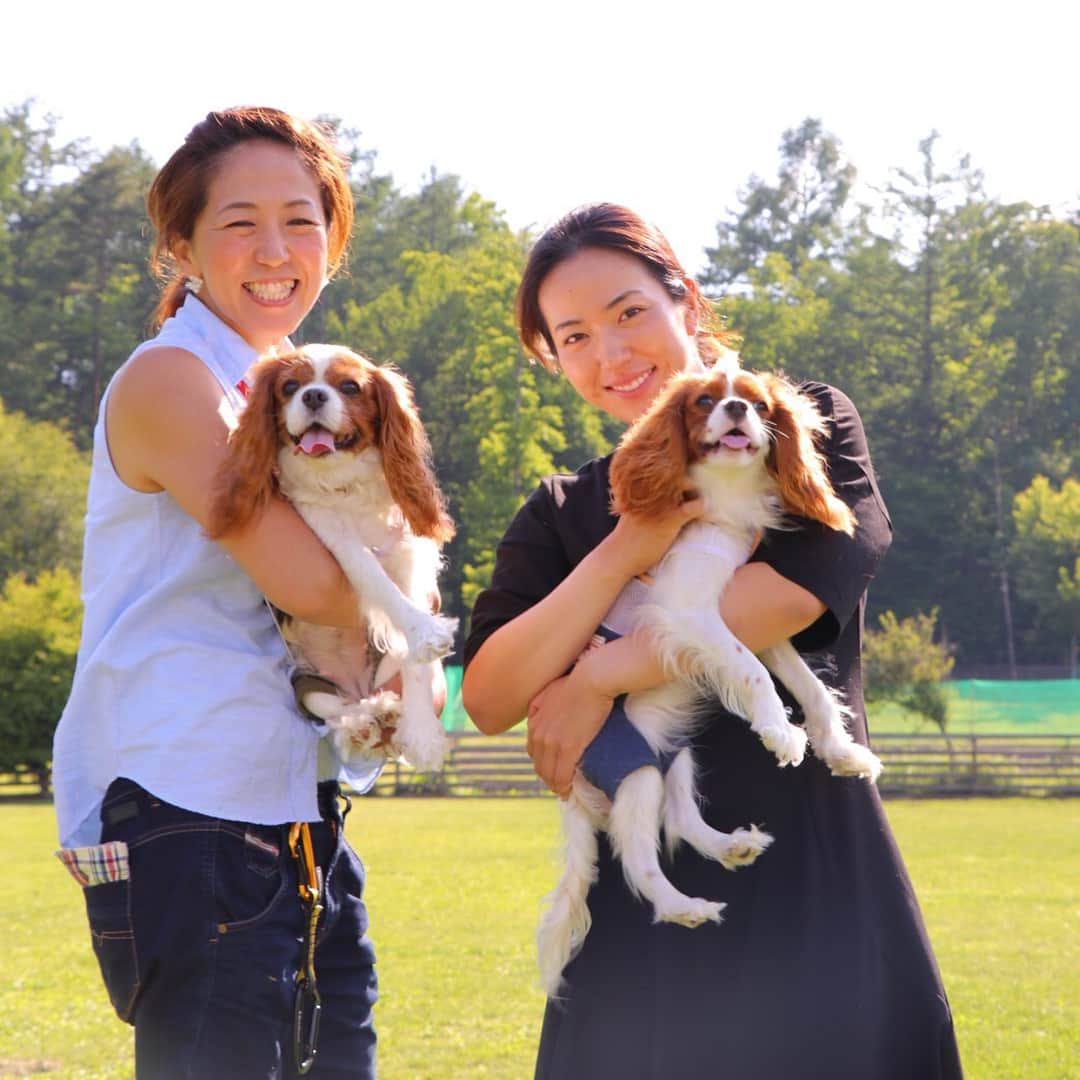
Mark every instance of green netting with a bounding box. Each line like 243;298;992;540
442;665;469;730
442;670;1080;734
950;679;1080;725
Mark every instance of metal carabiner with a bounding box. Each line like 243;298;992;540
292;974;322;1074
288;821;324;1073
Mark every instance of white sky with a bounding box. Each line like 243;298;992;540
6;0;1077;273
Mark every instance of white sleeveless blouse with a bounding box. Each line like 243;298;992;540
53;296;323;846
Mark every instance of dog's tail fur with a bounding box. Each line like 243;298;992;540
536;780;608;998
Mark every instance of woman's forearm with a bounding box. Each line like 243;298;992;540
464;495;707;734
721;562;827;652
574;565;824;704
462;543;637;733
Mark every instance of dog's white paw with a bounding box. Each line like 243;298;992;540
394;720;449;772
404;612;458;663
818;737;883;782
756;720;808;768
654;896;726;929
716;825;773;870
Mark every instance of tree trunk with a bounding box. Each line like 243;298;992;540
990;443;1019;679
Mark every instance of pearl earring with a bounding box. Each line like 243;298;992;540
184;276;203;295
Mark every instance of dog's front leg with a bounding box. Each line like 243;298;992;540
641;602;808;766
758;642;882;780
312;528;456;663
390;659;448;772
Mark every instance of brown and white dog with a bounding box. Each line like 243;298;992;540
537;352;882;996
208;344;457;772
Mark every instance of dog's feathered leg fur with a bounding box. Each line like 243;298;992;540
607;765;726;930
661;747;773;867
758;643;882;780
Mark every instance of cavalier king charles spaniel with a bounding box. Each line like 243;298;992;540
208;344;457;772
537;353;882;996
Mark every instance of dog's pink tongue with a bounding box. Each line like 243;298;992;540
298;428;336;456
721;433;751;450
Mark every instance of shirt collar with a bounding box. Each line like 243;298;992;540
170;294;263;388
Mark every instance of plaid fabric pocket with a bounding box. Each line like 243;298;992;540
55;841;130;887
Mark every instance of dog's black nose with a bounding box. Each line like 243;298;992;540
302;387;329;409
724;400;748;418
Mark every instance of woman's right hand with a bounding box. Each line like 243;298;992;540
462;494;701;737
602;494;704;580
526;664;614;798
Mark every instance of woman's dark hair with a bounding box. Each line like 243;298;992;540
146;106;354;328
515;202;731;371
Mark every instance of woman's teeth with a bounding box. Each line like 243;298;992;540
245;281;295;301
610;369;652;393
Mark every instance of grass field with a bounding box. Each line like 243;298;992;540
1;797;1077;1080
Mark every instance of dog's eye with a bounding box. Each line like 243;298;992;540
339;379;361;396
695;394;716;409
282;379;300;397
754;400;769;414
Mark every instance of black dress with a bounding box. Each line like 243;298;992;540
465;384;963;1080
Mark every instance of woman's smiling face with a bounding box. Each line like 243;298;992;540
537;246;704;424
173;139;329;352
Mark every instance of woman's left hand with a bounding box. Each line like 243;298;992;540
526;663;614;798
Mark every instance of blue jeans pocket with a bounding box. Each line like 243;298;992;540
85;878;139;1024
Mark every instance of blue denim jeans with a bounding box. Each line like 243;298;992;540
89;777;377;1079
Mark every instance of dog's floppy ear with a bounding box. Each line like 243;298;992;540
368;364;455;544
610;375;694;519
764;374;854;535
206;355;284;539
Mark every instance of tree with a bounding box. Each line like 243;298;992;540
821;136;1072;670
0;107;157;446
0;399;89;586
0;102;88;430
46;145;159;443
1010;476;1080;669
704;118;855;291
863;609;954;732
0;567;82;792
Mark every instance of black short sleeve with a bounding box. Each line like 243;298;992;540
750;382;892;654
464;457;618;670
464;481;569;668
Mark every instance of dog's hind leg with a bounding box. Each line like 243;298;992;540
661;748;772;869
759;642;882;781
537;778;605;998
607;765;725;929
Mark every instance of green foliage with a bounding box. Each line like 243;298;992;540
0;567;82;789
704;117;855;290
0;103;157;447
716;126;1080;669
1;98;1077;669
1010;476;1080;663
0;397;89;586
864;609;955;732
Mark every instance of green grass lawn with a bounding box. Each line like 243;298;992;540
1;796;1077;1079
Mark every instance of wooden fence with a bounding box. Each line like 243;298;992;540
365;731;1080;798
870;733;1079;797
